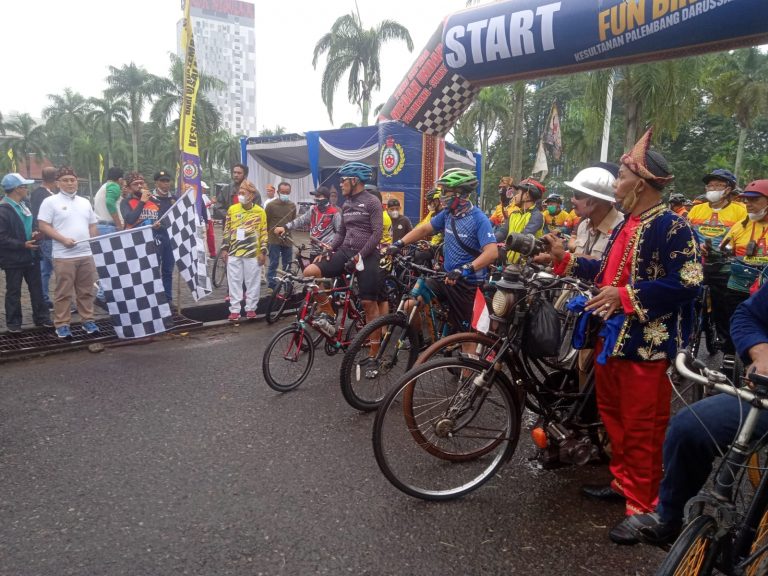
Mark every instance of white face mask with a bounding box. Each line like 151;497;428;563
706;190;725;204
748;208;768;222
60;190;77;199
389;210;400;219
237;194;247;204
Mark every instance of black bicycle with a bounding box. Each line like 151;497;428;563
656;351;768;575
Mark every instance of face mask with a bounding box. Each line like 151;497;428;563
547;205;557;215
237;194;247;204
389;210;400;219
620;181;642;214
279;194;290;202
706;190;725;204
316;199;329;210
748;208;768;221
60;190;77;199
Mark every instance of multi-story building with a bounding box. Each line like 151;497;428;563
178;0;257;136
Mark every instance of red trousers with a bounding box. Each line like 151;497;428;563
205;220;216;257
594;340;671;515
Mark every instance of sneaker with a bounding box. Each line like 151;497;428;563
56;325;73;339
228;313;240;322
246;310;257;320
6;325;22;334
82;321;100;335
36;320;54;328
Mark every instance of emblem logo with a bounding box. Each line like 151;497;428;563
182;161;198;180
379;136;405;177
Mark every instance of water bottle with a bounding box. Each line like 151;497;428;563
314;314;336;338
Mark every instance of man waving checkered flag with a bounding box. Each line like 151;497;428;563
160;189;212;301
91;227;174;339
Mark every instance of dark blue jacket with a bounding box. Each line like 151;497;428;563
0;202;36;269
731;283;768;365
568;204;702;362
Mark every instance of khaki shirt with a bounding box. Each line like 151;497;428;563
573;207;624;259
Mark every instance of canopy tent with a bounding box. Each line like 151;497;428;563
242;123;480;222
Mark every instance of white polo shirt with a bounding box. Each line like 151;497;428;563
38;193;98;259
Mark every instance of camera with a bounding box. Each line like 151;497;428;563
505;233;546;257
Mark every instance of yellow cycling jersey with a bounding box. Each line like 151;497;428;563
382;209;392;245
223;203;268;258
543;209;569;229
419;210;443;246
687;201;747;250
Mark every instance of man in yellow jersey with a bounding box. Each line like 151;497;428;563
220;182;268;321
543;193;570;233
723;180;768;298
687;168;747;352
500;178;546;263
490;176;516;229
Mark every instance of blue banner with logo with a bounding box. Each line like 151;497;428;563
443;0;768;84
378;122;426;224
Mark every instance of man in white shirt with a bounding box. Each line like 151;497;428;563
37;166;100;339
262;183;276;208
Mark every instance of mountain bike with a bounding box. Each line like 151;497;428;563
265;238;319;324
262;273;365;393
339;256;451;412
656;350;768;576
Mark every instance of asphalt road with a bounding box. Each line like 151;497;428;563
0;320;667;575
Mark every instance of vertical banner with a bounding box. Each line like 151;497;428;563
378;122;427;224
99;153;104;183
179;0;204;219
7;149;16;172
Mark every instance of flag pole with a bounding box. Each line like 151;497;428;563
600;69;615;162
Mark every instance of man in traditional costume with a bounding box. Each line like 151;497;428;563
545;128;702;544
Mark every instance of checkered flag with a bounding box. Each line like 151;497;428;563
91;227;174;339
414;74;479;137
161;189;211;301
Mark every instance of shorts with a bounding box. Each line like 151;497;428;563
424;277;476;332
316;248;380;301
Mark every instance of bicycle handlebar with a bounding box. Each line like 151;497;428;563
674;350;768;409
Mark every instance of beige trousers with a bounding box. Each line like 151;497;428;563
53;256;97;327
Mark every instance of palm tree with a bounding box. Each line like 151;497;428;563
144;121;179;175
4;114;48;178
708;48;768;180
72;133;101;197
313;10;413;126
462;86;510;210
87;94;130;168
210;129;241;175
106;62;162;170
43;88;91;163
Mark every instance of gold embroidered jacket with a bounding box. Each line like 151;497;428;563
567;204;703;362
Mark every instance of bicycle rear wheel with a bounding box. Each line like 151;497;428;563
340;312;419;411
212;251;227;288
266;279;294;324
655;515;718;576
372;357;520;501
262;326;315;392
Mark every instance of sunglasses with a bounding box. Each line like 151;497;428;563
340;176;356;183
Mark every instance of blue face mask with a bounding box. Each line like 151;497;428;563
279;194;290;202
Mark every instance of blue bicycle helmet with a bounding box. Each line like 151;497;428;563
339;162;373;183
703;168;737;188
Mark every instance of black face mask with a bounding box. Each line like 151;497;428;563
316;199;329;210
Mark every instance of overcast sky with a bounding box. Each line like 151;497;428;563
1;0;470;134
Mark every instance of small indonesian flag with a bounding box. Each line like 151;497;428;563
471;287;490;334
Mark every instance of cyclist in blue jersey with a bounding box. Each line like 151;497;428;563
387;168;498;334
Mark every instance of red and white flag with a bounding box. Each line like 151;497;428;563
471;287;490;334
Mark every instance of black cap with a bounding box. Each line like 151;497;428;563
387;198;400;207
154;170;171;181
310;186;330;199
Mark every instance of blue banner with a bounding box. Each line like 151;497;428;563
443;0;768;84
378;122;426;224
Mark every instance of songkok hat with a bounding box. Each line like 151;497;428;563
56;166;77;180
620;127;674;190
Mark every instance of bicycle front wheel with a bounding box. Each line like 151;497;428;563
340;313;419;411
372;357;520;501
655;515;718;576
212;252;227;288
266;280;294;324
262;326;315;392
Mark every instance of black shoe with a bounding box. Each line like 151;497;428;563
6;325;22;334
609;515;645;545
634;512;682;546
35;320;54;328
581;484;625;502
46;301;54;310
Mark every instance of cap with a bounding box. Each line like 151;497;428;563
1;172;34;191
703;168;737;188
310;186;330;199
387;198;401;207
154;170;171;181
200;180;210;190
740;180;768;199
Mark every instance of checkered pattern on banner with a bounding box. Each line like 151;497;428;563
415;74;479;137
91;227;174;339
162;190;211;301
